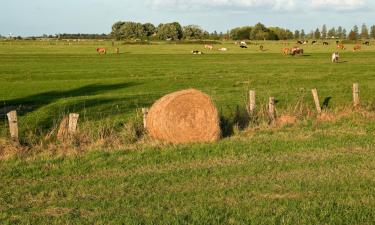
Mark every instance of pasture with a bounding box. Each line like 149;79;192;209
2;40;375;224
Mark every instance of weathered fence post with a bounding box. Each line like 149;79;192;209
6;110;19;142
249;90;256;114
142;108;149;129
268;97;276;123
68;113;79;134
311;89;322;114
353;83;360;107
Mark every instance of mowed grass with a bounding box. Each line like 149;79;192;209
1;40;375;137
2;40;375;224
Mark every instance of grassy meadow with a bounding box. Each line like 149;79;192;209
1;40;375;224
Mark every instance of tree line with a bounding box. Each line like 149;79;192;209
111;21;227;41
111;21;375;41
3;22;375;41
293;24;375;41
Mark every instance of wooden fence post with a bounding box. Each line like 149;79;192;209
249;90;256;114
268;97;276;123
353;83;360;107
68;113;79;134
6;110;19;142
142;108;149;129
311;89;322;114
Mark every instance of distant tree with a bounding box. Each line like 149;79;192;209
300;29;305;39
230;26;252;40
371;25;375;39
157;22;183;40
183;25;204;39
348;30;358;41
327;27;336;38
250;23;269;40
321;25;327;39
336;26;343;39
269;27;293;40
143;23;156;37
171;22;184;39
111;21;126;40
352;25;359;39
211;31;219;40
294;30;300;39
360;23;369;39
342;28;347;39
314;28;321;39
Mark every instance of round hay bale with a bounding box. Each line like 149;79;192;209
146;89;221;144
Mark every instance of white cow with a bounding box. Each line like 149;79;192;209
332;52;339;63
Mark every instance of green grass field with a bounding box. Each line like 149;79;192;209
1;40;375;224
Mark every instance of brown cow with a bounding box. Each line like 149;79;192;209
337;44;345;50
282;48;290;55
291;47;304;56
353;44;361;52
97;48;106;54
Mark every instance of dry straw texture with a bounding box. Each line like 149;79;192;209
146;89;221;144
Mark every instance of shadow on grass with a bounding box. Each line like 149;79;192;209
1;82;140;117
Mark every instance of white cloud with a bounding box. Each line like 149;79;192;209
150;0;296;10
149;0;370;11
311;0;365;10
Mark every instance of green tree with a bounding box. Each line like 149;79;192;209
269;27;293;40
300;29;305;39
294;30;300;39
183;25;204;39
327;27;336;38
157;22;183;40
336;26;343;39
230;26;252;40
370;25;375;39
321;25;327;39
361;23;369;39
143;23;156;37
314;28;321;39
348;30;357;40
342;29;347;39
352;25;359;39
111;21;125;40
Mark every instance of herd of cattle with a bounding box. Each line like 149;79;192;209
96;40;371;63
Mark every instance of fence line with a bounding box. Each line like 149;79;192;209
2;83;364;142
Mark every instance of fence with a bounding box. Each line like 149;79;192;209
4;83;362;144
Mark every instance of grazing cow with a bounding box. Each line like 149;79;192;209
291;47;304;56
332;52;339;63
218;48;228;51
336;40;340;45
303;40;309;45
204;44;213;50
337;44;345;50
259;45;264;51
311;40;317;45
297;40;303;45
282;48;290;55
323;42;329;46
363;41;370;46
96;48;106;54
353;44;361;52
240;41;247;46
191;50;203;55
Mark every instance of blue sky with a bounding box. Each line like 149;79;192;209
1;0;374;36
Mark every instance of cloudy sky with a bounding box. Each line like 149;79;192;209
1;0;374;36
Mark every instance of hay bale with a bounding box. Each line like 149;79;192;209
146;89;221;144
